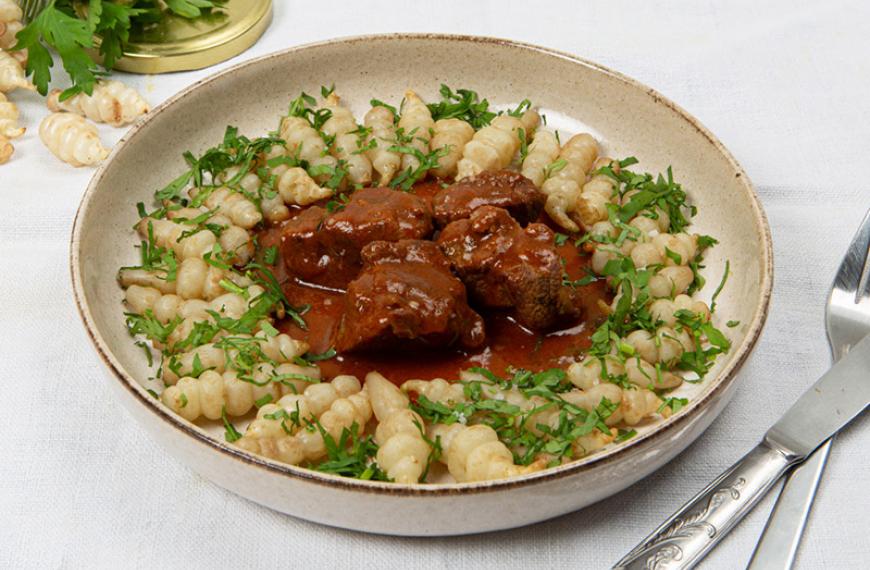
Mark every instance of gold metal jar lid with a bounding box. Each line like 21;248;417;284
81;0;272;74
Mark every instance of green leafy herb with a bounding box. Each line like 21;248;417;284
426;85;496;129
165;0;225;19
517;128;529;164
294;347;337;366
312;421;389;481
615;428;637;443
674;309;731;379
259;320;278;337
263;246;278;265
659;397;689;414
91;1;146;71
14;2;100;97
125;310;181;345
134;340;153;367
544;158;567;178
307;161;348;191
287;91;332;131
710;260;730;312
15;0;226;97
156;126;282;203
664;247;682;266
506;99;532;117
370;98;398;119
244;261;308;329
171;320;220;353
221;405;242;442
411;367;615;467
254;394;274;408
388;144;449;190
414;418;442;482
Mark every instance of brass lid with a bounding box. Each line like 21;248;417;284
82;0;272;74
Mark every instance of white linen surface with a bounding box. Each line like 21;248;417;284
1;1;868;568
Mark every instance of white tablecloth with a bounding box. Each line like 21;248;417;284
1;1;868;568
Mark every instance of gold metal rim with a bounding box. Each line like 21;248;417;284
86;0;272;74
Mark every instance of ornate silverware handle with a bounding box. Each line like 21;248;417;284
613;443;797;570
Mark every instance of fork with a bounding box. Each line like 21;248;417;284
16;0;49;23
747;208;870;569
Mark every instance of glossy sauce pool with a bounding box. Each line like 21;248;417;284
259;182;611;383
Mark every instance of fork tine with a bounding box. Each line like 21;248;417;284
858;238;870;303
852;209;870;302
830;209;870;299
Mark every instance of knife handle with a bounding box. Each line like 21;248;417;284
613;443;797;570
747;437;832;570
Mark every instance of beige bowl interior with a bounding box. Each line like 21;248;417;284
73;35;771;495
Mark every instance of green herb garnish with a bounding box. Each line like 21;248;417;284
426;85;496;129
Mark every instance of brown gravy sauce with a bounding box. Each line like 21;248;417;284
259;181;611;383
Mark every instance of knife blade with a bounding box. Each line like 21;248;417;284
765;332;870;459
614;334;870;570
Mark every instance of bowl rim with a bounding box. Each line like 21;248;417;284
70;32;773;497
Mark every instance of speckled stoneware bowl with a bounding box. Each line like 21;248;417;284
71;34;773;536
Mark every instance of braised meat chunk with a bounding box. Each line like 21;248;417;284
432;170;545;227
437;206;582;330
336;240;485;353
281;187;433;288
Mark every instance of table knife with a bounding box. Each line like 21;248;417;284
613;333;870;570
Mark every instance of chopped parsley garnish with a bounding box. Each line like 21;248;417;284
294;348;337;366
312;421;390;481
134;341;153;367
244;261;308;329
119;220;178;282
426;84;497;129
659;397;689;414
415;419;443;482
615;428;637;443
710;260;730;312
254;394;274;408
411;367;616;466
506;99;532;117
388;145;450;190
125;310;180;345
222;406;243;443
544;158;567;178
370;98;398;119
517;128;530;164
156;126;282;203
262;246;279;266
596;158;694;233
287;91;333;131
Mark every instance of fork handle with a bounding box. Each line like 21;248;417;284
613;443;797;570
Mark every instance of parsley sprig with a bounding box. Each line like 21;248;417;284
14;0;226;98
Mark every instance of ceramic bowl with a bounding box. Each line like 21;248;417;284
71;34;773;536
